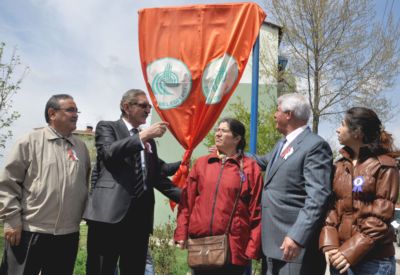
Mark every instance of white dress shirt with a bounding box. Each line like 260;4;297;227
280;125;308;154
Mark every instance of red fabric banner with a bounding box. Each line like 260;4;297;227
138;3;266;200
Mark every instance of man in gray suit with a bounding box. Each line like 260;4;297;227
253;93;333;275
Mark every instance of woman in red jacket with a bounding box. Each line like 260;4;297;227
320;107;400;275
174;118;263;275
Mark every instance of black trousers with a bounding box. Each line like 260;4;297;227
0;231;79;275
86;197;151;275
192;264;245;275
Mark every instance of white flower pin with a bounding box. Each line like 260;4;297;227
280;146;294;160
145;142;153;153
67;148;79;161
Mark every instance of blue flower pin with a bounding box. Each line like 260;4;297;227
239;170;246;182
352;176;364;192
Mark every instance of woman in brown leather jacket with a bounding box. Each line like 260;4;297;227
320;107;399;275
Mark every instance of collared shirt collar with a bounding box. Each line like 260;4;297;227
285;125;307;144
45;126;76;146
122;117;134;132
122;117;141;134
122;118;146;156
280;125;308;153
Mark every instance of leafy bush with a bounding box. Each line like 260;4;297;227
149;217;190;275
252;259;262;275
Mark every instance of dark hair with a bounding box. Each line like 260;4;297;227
218;117;246;152
344;107;397;156
45;94;74;123
120;89;146;117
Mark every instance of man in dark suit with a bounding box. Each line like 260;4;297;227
253;93;333;275
83;89;180;275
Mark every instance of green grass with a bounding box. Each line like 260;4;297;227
74;224;88;275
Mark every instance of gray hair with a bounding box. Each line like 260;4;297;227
120;89;146;117
277;93;311;122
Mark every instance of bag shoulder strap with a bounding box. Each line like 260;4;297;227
225;156;244;235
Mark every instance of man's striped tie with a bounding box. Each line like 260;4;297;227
131;128;145;198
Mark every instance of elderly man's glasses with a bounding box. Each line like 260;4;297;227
131;102;152;109
56;107;80;114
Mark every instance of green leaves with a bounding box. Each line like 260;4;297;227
0;42;28;155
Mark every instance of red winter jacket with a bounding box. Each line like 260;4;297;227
174;153;263;266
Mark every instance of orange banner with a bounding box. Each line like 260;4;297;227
138;3;266;197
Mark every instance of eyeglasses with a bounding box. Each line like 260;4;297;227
131;102;152;109
56;107;81;114
214;127;231;134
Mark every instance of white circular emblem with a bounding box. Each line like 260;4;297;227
202;54;238;105
146;58;192;110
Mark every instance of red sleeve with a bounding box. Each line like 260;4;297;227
174;161;199;241
245;161;263;259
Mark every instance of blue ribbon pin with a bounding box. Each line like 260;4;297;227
352;176;364;192
239;171;246;182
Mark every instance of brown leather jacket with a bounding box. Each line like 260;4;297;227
319;147;399;265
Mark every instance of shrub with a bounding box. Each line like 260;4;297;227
149;217;178;275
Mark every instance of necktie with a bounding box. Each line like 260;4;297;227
270;138;286;167
131;128;145;198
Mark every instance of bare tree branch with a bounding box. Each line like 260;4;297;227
267;0;400;133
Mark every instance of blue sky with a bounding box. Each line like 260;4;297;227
0;0;399;159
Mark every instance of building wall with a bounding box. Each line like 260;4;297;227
241;23;280;86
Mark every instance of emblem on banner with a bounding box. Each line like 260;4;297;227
202;54;238;104
147;57;192;109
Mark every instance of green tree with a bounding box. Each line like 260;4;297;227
267;0;400;133
0;42;28;152
203;96;281;155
